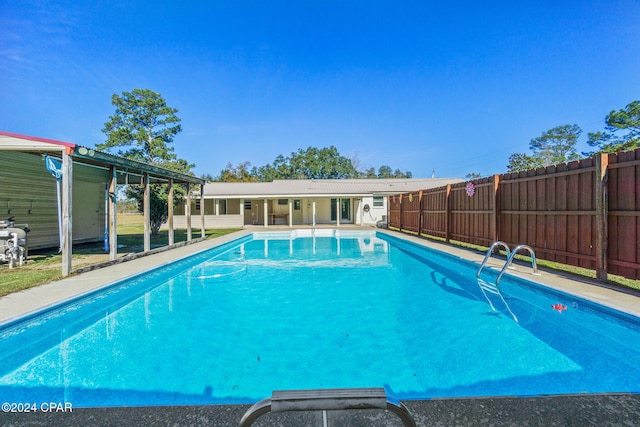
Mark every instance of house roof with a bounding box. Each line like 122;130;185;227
203;178;463;198
0;131;204;185
0;131;76;149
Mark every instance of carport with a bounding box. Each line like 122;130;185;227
0;131;205;276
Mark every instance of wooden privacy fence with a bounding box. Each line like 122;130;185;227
388;148;640;281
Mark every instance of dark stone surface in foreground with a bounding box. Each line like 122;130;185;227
1;394;639;426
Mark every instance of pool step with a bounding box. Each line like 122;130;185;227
238;388;416;427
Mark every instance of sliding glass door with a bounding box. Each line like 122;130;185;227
330;198;351;222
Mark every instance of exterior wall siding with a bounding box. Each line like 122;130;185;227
0;151;107;249
361;196;387;225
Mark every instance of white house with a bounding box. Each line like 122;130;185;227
172;178;463;229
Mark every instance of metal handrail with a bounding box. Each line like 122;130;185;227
496;244;538;284
238;388;416;427
239;398;272;426
477;241;511;277
385;397;417;427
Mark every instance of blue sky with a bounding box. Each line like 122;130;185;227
2;1;639;179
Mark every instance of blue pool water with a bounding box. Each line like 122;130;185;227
0;230;639;407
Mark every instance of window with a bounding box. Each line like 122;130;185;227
195;200;201;211
244;200;252;210
294;200;301;210
278;199;288;205
373;196;384;207
219;199;227;215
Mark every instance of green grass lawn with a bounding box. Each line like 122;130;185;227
0;223;241;297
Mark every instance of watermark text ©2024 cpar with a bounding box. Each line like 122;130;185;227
2;402;73;413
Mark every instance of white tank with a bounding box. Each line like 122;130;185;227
0;219;29;267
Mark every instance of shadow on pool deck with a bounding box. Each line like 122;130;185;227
2;394;640;426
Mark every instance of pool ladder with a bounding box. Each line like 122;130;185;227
477;277;519;322
477;241;511;278
476;243;539;323
477;242;539;285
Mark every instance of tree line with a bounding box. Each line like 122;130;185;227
506;100;640;172
207;147;412;182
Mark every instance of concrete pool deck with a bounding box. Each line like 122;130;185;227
1;227;639;426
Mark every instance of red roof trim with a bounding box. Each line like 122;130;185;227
0;131;76;148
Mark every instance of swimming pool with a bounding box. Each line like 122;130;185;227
0;230;639;407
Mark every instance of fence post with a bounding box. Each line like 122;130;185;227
492;174;500;243
595;153;609;281
399;194;403;232
418;190;424;236
445;184;452;243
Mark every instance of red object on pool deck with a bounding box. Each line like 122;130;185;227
552;303;568;313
